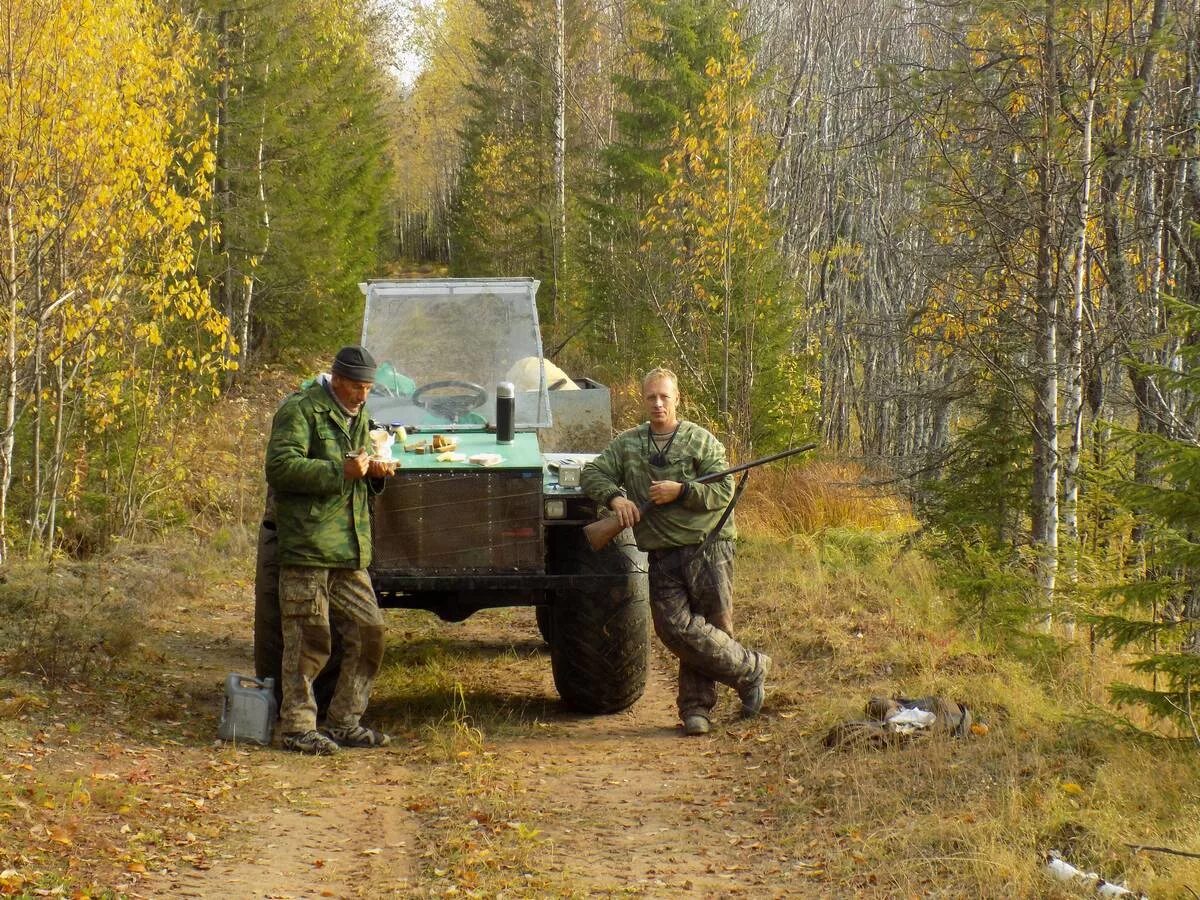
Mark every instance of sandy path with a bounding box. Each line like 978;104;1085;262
136;609;805;898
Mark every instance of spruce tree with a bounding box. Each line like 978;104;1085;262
1090;303;1200;743
192;0;393;364
578;0;730;377
450;0;556;313
923;385;1040;640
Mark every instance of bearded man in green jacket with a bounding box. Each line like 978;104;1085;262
580;368;771;737
265;345;395;755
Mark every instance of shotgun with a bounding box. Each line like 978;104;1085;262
582;441;819;552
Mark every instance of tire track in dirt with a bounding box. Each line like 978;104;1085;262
135;590;422;899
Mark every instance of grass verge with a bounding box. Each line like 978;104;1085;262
731;524;1200;898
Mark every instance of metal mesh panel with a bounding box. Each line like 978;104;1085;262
372;470;544;574
360;279;550;428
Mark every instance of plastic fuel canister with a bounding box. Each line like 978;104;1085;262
217;673;277;745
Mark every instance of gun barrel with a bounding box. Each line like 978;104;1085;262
581;442;818;552
694;441;819;484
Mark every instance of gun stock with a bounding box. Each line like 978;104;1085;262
583;500;654;552
582;441;818;553
583;515;624;552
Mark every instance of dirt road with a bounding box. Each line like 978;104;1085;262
18;530;1173;897
136;601;808;899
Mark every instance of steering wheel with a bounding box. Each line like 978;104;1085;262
410;380;489;422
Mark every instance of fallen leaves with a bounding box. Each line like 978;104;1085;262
0;869;26;894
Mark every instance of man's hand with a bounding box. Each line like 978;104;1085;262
610;496;641;529
367;457;397;478
343;450;370;480
649;480;683;505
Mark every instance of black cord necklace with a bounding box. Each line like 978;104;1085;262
646;422;680;467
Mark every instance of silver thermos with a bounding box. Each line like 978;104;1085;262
496;382;515;444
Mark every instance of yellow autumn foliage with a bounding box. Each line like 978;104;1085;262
0;0;233;552
638;14;815;448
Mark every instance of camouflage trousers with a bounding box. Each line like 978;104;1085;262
278;565;385;734
647;539;764;720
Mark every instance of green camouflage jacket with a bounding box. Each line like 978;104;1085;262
265;380;375;568
581;421;736;551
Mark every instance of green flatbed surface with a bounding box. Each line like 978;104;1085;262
387;430;543;471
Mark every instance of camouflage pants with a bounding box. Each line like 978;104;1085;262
647;540;763;720
278;565;385;734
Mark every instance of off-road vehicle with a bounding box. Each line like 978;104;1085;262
255;278;649;713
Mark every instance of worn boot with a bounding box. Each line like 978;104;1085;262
282;729;340;755
325;724;391;748
683;715;711;736
738;653;772;718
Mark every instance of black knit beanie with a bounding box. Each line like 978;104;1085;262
331;345;377;382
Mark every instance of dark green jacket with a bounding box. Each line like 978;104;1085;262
580;421;735;551
265;381;374;568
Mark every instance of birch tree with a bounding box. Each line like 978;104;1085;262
0;0;233;557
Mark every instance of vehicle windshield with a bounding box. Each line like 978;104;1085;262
359;278;551;430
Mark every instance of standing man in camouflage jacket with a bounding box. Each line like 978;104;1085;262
581;368;771;736
265;345;395;755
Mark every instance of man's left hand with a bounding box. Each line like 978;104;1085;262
649;480;683;505
367;458;397;478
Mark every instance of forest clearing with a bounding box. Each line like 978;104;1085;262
0;372;1197;898
6;0;1200;896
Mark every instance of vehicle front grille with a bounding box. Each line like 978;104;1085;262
371;470;544;575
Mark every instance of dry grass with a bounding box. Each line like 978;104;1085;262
367;611;578;895
0;365;287;894
737;459;917;536
405;686;569;896
165;364;304;533
0;528;258;896
730;528;1200;898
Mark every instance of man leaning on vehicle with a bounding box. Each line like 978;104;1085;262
265;345;394;755
580;367;770;737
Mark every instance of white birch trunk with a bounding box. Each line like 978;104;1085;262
1;201;16;566
240;62;272;370
721;80;734;434
1032;3;1059;632
1062;81;1095;641
28;245;43;554
552;0;566;324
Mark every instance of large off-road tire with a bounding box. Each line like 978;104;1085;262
545;526;649;714
253;522;342;716
534;604;553;643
